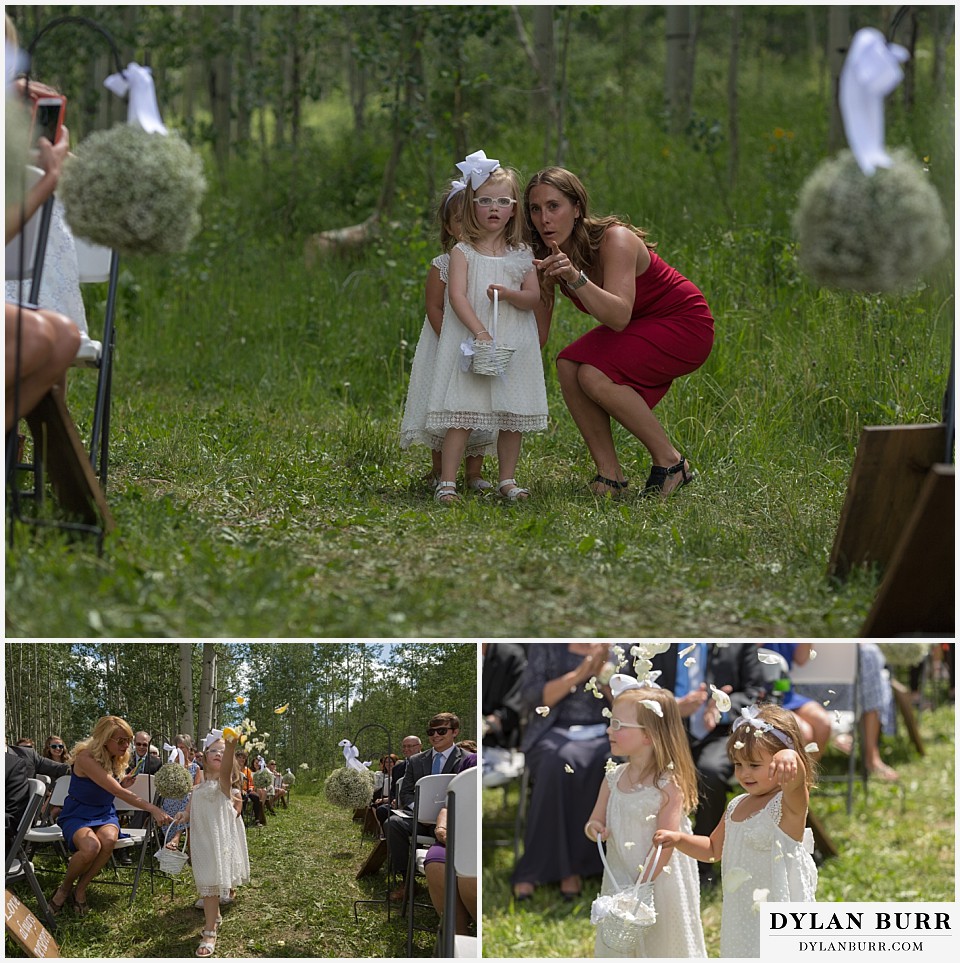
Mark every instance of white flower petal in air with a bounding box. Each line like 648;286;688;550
752;888;770;913
757;651;781;665
602;707;612;718
710;685;732;713
661;864;672;875
684;656;697;668
535;706;550;717
624;841;636;849
828;689;836;695
666;761;675;770
679;643;697;658
823;700;831;707
724;867;752;893
804;742;819;753
605;758;618;773
640;699;664;718
809;649;817;660
645;813;656;821
734;741;746;750
564;764;574;774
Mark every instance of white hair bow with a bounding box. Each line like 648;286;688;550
731;706;792;748
609;673;661;699
103;61;168;135
202;729;223;751
163;742;185;765
445;179;467;212
839;28;909;175
455;150;500;190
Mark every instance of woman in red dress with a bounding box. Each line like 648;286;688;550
524;168;714;496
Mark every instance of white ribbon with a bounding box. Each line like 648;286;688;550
103;61;168;135
839;28;909;175
455;149;500;190
163;742;185;765
202;729;223;751
609;673;661;699
459;339;476;372
338;739;368;771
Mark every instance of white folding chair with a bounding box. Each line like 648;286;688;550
25;773;71;857
791;643;863;813
112;772;157;904
441;767;478;958
404;773;455;954
6;777;56;930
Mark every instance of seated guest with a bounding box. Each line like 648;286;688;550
759;643;832;758
386;714;463;903
16;737;34;748
41;734;72;818
376;735;422;831
482;642;526;748
236;751;266;826
5;744;34;857
10;738;71;784
372;754;400;838
266;760;287;808
424;753;478;936
122;730;161;842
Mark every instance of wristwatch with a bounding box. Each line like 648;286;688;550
567;270;588;290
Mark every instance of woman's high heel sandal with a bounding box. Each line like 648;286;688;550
642;456;696;497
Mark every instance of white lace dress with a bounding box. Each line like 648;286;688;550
719;792;818;958
425;243;547;437
594;767;706;958
188;780;250;899
399;252;495;456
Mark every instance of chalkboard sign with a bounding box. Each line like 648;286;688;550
4;890;59;958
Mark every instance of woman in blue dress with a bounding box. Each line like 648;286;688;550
52;715;172;915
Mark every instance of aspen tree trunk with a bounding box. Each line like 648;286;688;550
179;643;195;740
665;6;693;133
827;7;850;152
198;643;217;736
727;6;741;192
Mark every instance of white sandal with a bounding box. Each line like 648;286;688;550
196;928;218;958
466;477;493;492
434;481;459;504
497;479;530;501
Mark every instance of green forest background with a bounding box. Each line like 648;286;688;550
4;642;477;781
4;5;954;638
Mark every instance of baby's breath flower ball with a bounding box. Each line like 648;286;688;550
281;772;296;786
793;148;950;292
324;766;374;810
878;642;929;667
252;768;274;790
155;762;193;800
60;124;206;257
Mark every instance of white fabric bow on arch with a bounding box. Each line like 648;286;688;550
839;27;909;175
609;673;661;699
103;61;168;135
455;150;500;190
338;739;370;771
163;742;185;765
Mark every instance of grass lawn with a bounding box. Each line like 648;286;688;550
481;700;955;958
6;792;441;958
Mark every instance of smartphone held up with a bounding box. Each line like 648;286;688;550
29;94;66;148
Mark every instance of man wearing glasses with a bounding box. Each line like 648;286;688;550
386;713;463;902
125;731;162;778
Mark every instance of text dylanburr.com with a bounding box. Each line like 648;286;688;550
760;903;957;961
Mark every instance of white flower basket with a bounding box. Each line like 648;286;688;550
591;838;659;953
471;289;515;377
154;823;189;877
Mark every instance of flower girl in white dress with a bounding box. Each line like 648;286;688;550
174;729;250;957
585;678;706;957
654;703;818;958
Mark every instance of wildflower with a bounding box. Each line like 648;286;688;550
774;127;786;139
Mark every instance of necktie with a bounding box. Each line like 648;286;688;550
688;644;709;740
432;751;443;774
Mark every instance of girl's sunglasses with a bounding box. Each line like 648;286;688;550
49;744;65;750
608;719;645;732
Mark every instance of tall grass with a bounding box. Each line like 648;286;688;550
5;41;952;638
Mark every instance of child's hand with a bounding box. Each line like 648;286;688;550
769;749;800;785
652;828;680;849
584;819;608;842
487;283;513;304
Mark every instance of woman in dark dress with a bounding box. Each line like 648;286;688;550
524;168;714;497
52;715;171;915
512;643;614;901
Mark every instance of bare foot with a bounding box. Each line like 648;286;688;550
867;760;899;782
833;733;853;755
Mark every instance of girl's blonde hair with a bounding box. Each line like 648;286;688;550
614;688;699;813
459;167;528;250
72;715;133;780
726;703;818;790
437;183;466;252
